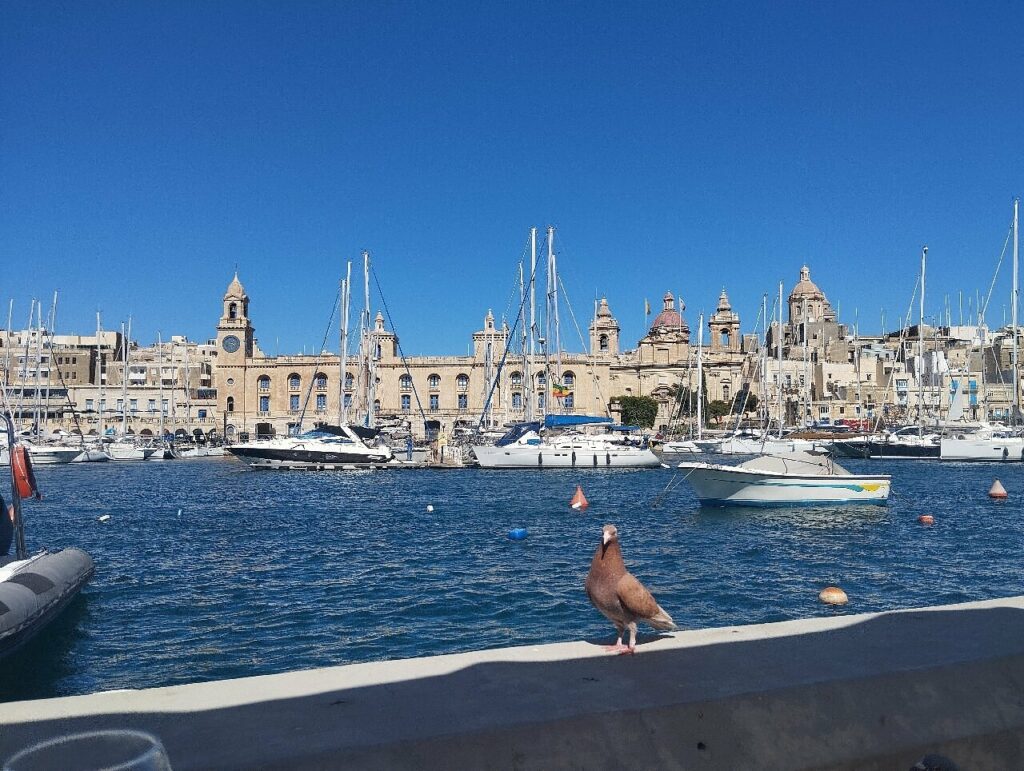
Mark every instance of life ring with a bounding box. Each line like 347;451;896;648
11;445;40;499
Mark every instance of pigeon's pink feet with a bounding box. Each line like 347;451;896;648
602;642;631;654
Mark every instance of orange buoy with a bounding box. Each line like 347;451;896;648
918;514;935;525
570;485;589;511
989;479;1008;499
818;586;848;605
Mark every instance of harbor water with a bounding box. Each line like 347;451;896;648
2;456;1022;702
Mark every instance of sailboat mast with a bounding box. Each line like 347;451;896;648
1013;198;1019;420
802;297;809;428
363;250;375;428
527;227;537;423
121;318;130;437
95;313;104;438
919;246;927;432
696;312;703;441
777;281;783;437
157;332;164;443
33;302;43;437
549;226;561;387
339;260;352;424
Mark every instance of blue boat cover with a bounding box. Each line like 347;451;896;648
542;415;613;428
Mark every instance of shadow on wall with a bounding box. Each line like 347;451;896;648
2;605;1024;770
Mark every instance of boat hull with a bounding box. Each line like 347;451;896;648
472;445;661;469
940;437;1024;462
829;439;938;459
0;548;94;659
228;446;392;469
677;462;891;507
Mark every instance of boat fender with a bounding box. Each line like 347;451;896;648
606;453;611;466
537;453;542;467
571;451;576;466
11;446;40;500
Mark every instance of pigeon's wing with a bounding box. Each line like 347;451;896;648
615;571;663;620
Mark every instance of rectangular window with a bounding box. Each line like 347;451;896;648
343;394;352;408
401;394;411;411
290;394;300;411
457;394;468;409
162;399;169;414
129;399;138;412
85;399;94;411
198;409;207;419
148;399;156;412
259;395;270;412
316;394;327;410
117;399;124;411
100;399;107;412
512;392;522;409
429;394;439;411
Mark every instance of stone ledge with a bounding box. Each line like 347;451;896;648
3;596;1024;769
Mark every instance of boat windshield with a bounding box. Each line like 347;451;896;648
495;422;540;447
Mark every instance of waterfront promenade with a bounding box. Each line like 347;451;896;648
2;594;1023;769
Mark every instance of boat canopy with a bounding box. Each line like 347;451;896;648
542;415;613;428
495;422;540;447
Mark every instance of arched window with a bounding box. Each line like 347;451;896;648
510;371;522;387
428;374;441;390
562;371;575;387
400;374;413;391
599;334;609;352
723;384;730;401
373;399;381;414
344;373;354;390
257;376;271;392
229;302;237;319
226;396;235;413
315;373;328;390
288;373;301;390
456;374;469;391
536;372;546;387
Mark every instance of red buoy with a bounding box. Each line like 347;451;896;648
570;485;589;511
918;515;934;525
989;479;1008;499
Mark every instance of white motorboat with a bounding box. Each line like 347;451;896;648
103;439;158;461
676;451;891;507
659;439;702;454
227;424;394;469
24;443;83;465
472;417;661;469
940;427;1024;462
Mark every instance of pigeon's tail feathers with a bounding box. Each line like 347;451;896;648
647;605;678;632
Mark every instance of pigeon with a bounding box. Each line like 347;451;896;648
911;755;960;771
585;523;677;654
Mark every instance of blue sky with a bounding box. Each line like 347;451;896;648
2;1;1023;355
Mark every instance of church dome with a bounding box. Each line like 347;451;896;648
789;265;825;301
651;291;688;332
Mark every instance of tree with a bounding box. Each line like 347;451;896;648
706;399;731;425
615;395;659;428
732;389;759;415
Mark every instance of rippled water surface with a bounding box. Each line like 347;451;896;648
2;456;1022;701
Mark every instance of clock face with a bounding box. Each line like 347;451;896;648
222;335;240;353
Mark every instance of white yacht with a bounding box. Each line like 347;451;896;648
227;424;394;469
940;425;1024;462
472;416;661;469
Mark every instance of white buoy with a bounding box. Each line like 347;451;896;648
98;515;111;523
426;504;434;513
177;508;182;517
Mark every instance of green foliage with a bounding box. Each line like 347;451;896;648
706;399;731;424
616;395;659;428
732;389;759;415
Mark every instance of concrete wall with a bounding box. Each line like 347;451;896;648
3;596;1024;769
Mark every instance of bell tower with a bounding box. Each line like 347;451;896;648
216;272;254;363
589;298;620;356
709;288;741;353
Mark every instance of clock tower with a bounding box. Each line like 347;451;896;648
217;272;254;362
216;273;255;439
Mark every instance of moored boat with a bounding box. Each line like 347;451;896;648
227;424;394;469
677;451;891;507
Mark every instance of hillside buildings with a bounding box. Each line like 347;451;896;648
2;265;1021;440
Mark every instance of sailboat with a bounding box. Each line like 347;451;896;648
941;198;1024;461
227;254;395;470
103;319;157;461
471;227;660;469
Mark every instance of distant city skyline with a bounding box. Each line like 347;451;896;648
2;2;1023;354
